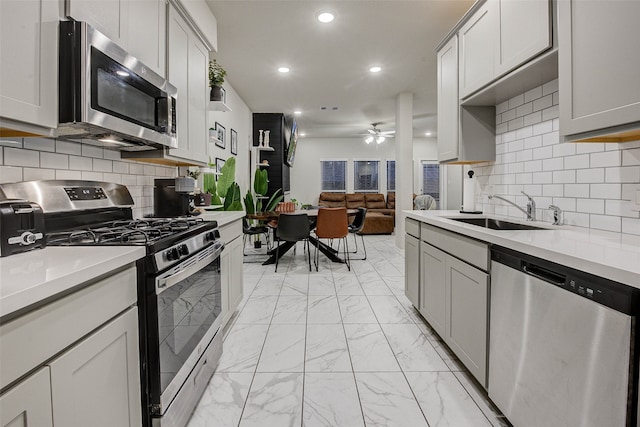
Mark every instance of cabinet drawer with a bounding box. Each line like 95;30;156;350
218;220;242;244
421;224;489;270
0;266;137;390
405;218;420;238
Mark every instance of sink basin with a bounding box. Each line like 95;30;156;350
449;217;550;231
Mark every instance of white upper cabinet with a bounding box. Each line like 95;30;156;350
128;0;167;77
168;4;208;162
458;0;498;99
437;35;459;162
496;0;551;76
66;0;129;48
559;0;640;142
0;0;59;132
458;0;551;99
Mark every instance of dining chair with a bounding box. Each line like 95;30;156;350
314;207;350;271
274;213;311;272
348;207;367;260
242;217;271;255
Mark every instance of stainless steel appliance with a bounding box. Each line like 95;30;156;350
58;21;178;151
154;178;199;218
490;246;639;427
0;199;46;256
0;180;224;427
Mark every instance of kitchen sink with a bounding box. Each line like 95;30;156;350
449;217;551;231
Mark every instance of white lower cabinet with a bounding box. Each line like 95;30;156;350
404;233;420;308
219;219;244;326
49;307;141;427
0;367;53;427
417;224;489;387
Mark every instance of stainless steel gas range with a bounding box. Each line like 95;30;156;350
0;180;225;427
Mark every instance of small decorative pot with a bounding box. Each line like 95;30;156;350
210;85;223;101
254;241;262;249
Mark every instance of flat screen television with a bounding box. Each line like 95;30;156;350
285;118;298;167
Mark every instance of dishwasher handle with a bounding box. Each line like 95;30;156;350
522;263;566;287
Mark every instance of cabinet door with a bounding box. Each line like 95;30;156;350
50;307;141;427
66;0;129;47
128;0;166;77
188;35;209;162
228;236;244;312
496;0;551;76
458;0;498;98
419;243;447;337
445;255;488;386
559;0;640;139
0;367;53;427
437;35;459;162
168;5;191;159
220;239;232;323
404;234;420;308
0;0;58;129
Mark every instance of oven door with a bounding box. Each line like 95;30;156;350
147;241;224;417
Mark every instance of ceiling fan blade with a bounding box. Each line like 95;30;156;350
380;130;396;135
367;129;377;135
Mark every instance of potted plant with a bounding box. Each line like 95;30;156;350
208;59;227;102
244;168;283;248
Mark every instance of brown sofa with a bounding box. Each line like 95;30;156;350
318;192;395;234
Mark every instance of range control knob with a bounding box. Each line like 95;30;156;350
178;244;189;256
22;232;37;245
166;247;179;261
205;231;216;242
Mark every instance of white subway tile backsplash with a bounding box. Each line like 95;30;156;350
590;151;621;168
507;139;524;152
606;200;637;218
543;184;564;197
591;183;622;199
532;146;553;160
576;143;605;154
523;184;542;196
0;137;23;148
552;92;559;106
129;163;144;175
564;183;590;198
552;143;576;158
81;144;104;158
502;108;517;122
532;120;553;136
532;171;553;184
524;86;543;103
564;211;590;228
56;140;82;155
113;161;129;174
533;94;552;112
542;131;559;146
516;102;533;118
496;100;509;114
4;147;39;167
516;150;533;162
508;94;524;109
524;160;543;173
622;218;640;236
523;111;542;126
542;79;558;96
0;148;3;164
509;162;524;174
103;149;121;161
605;166;640;183
40;152;69;169
622;148;640;166
577;198;604;214
93;158;113;173
102;173;122;183
590;214;621;232
56;170;82;180
564;154;590;170
502;130;517;143
24;138;55;152
543;157;563;171
515;173;532;184
69;155;93;171
496;122;508;134
121;175;138;185
552;170;575;184
81;171;103;181
515;126;533;140
542;105;559;122
508;117;524;130
576;168;605;183
0;166;22;182
23;167;55;181
551;197;576;212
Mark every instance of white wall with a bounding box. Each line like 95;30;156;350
289;137;438;206
475;78;640;235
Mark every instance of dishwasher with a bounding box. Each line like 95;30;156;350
489;246;639;427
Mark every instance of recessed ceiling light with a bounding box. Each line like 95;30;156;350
316;11;335;23
369;66;382;73
278;67;290;73
294;110;302;115
300;133;306;137
425;132;432;136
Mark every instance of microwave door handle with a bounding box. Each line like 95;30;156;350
156;244;224;294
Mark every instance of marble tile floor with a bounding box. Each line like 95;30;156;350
187;234;509;427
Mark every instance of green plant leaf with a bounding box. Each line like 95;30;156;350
254;169;268;196
244;190;255;215
203;172;217;195
264;188;284;212
217;157;236;198
223;182;243;211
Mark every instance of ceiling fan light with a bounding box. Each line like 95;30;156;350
365;136;374;144
316;11;335;23
376;136;385;144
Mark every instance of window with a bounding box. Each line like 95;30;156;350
386;160;395;191
354;160;379;192
421;162;440;206
321;160;346;191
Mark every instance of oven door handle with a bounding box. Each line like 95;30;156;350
156;243;224;294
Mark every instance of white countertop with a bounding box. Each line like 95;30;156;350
404;210;640;288
197;210;245;226
0;246;145;320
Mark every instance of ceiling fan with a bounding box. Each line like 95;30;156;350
363;123;395;144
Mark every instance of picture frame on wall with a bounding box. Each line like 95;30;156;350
215;157;225;180
215;122;225;148
219;87;226;103
231;129;238;155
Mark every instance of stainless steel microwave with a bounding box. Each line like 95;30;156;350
58;21;177;151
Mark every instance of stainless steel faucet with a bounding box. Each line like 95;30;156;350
488;191;536;221
549;204;563;225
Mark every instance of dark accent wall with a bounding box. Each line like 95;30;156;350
253;113;291;197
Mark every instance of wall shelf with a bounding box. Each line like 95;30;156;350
255;145;275;151
208;101;232;112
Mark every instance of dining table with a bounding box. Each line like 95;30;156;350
246;209;357;265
